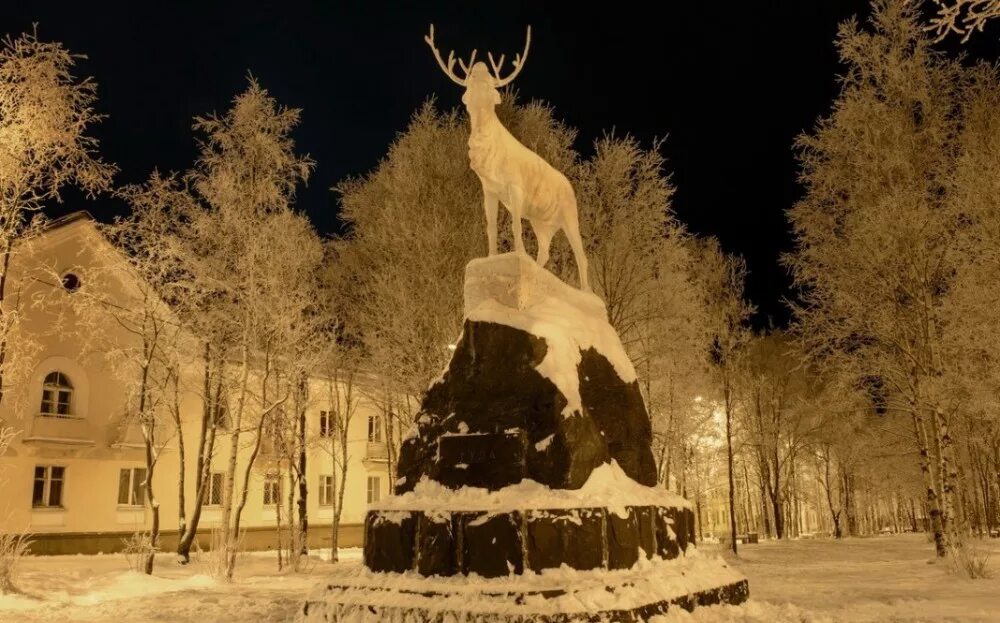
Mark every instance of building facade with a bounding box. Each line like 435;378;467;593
0;213;391;554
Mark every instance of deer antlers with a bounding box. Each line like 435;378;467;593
489;26;530;87
424;25;531;87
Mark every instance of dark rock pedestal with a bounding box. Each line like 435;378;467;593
396;317;657;494
396;253;657;495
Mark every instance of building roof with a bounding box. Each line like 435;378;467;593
41;210;96;232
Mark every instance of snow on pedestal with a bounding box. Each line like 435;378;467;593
464;252;634;418
300;255;749;622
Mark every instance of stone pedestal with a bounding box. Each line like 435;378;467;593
397;252;657;494
303;254;748;621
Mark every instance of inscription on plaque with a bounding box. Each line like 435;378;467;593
436;430;527;490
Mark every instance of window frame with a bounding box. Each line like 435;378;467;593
39;371;74;418
367;415;383;443
319;410;333;438
32;465;66;509
319;474;334;506
366;475;381;504
262;473;281;507
117;467;148;507
202;472;225;507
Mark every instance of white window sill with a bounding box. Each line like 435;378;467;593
115;508;146;525
200;507;223;524
30;508;67;527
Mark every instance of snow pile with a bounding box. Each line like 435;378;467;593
370;459;691;515
464;252;636;417
0;570;214;612
302;549;744;621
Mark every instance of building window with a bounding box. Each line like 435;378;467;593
213;403;230;431
33;466;65;508
40;372;73;417
319;475;334;506
367;415;383;443
367;476;381;504
203;472;224;506
117;467;147;506
263;473;280;506
319;411;333;438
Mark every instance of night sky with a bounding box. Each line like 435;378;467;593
5;2;998;327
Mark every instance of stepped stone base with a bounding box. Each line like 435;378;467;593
364;505;696;577
300;556;749;622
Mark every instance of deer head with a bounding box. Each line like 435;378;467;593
424;25;531;115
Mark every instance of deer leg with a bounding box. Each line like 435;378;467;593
508;188;527;255
563;208;591;292
484;193;499;256
535;223;554;269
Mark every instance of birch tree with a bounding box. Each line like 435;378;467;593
697;238;754;554
173;78;315;580
0;27;115;406
787;0;967;557
927;0;1000;41
317;342;362;563
64;184;193;574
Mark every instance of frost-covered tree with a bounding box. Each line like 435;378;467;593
64;177;191;574
943;64;1000;535
927;0;1000;42
0;424;30;594
258;225;326;571
0;27;115;404
786;0;968;557
696;238;754;554
315;335;362;564
573;134;712;493
168;78;315;580
736;333;824;540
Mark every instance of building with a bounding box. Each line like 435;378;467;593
0;212;392;555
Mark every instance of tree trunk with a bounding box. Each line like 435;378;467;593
0;238;13;405
297;377;308;556
276;462;284;571
912;408;947;557
758;457;772;538
822;450;842;539
142;422;159;575
724;373;738;556
770;445;784;539
177;347;218;563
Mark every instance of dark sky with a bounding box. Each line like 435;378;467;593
5;1;997;327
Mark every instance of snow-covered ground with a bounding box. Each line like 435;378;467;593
0;548;362;623
0;534;996;622
683;534;1000;623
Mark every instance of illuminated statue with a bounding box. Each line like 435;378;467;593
425;25;591;292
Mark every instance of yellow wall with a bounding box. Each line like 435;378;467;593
0;216;392;549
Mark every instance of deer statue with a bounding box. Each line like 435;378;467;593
425;25;591;292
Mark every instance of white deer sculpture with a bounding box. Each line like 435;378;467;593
425;25;591;292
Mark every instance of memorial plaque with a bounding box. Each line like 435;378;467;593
436;430;527;490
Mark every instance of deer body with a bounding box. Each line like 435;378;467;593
426;26;590;291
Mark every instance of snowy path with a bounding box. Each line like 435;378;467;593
690;533;1000;622
1;534;997;622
